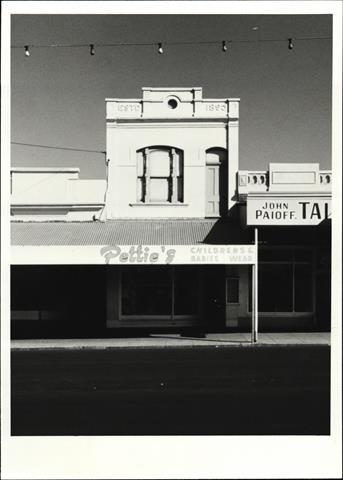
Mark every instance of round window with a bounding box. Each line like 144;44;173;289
167;98;178;109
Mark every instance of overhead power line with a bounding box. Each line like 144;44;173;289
12;35;332;56
11;35;332;49
11;141;106;155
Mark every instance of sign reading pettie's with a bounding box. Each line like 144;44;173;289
11;244;257;265
247;196;331;226
100;244;257;265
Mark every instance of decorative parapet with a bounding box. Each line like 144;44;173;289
238;164;332;200
319;170;332;187
238;171;269;198
106;87;240;121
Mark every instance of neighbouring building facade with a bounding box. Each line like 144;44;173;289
10;87;332;338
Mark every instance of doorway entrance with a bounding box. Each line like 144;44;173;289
205;148;228;217
202;266;226;329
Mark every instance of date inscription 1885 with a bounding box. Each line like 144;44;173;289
206;103;226;112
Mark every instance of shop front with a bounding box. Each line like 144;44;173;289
10;263;229;336
107;264;227;328
11;220;260;337
10;219;331;338
9;88;332;339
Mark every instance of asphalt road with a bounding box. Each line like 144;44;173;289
11;345;330;436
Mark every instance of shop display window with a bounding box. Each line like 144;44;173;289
174;267;198;315
121;266;198;317
249;248;314;314
122;267;172;315
294;264;313;312
258;264;293;312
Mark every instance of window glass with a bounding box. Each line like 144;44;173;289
249;249;314;313
122;267;199;317
294;249;313;262
174;153;183;176
317;248;331;269
294;264;313;311
122;267;172;315
150;178;170;202
177;177;183;202
258;264;293;312
174;267;198;315
259;249;293;262
137;178;144;202
149;150;170;176
136;146;183;203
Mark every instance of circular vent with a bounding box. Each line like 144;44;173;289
167;98;178;109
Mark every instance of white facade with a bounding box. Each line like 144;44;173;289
10;87;332;333
10;87;332;224
238;163;332;226
11;167;106;221
238;163;332;197
105;87;239;219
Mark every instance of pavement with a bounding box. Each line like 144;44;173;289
11;331;330;350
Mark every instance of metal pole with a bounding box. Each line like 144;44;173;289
251;263;255;343
171;266;175;324
254;228;259;343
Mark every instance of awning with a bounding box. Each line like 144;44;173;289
11;219;251;246
11;219;255;265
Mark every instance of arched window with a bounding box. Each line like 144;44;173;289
137;146;183;203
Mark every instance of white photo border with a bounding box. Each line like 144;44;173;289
1;2;342;479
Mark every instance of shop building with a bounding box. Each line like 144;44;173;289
10;87;331;338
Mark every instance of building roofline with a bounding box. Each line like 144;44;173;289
141;87;203;91
105;97;240;102
11;167;80;173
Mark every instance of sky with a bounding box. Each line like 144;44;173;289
11;13;332;179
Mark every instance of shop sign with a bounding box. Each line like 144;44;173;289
100;245;257;265
11;244;257;265
247;196;331;226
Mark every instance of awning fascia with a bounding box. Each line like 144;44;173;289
11;244;257;266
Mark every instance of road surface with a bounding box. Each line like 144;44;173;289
11;345;330;435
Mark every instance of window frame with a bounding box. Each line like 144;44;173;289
137;146;184;204
247;247;315;316
119;266;200;323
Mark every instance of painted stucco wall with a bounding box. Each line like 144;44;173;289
105;87;239;219
11;167;106;221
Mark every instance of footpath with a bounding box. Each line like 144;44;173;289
11;332;330;350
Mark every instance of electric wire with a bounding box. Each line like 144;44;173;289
11;141;106;155
11;35;332;50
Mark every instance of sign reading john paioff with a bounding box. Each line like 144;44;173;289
247;196;331;226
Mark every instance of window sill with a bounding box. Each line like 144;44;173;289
129;202;189;207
